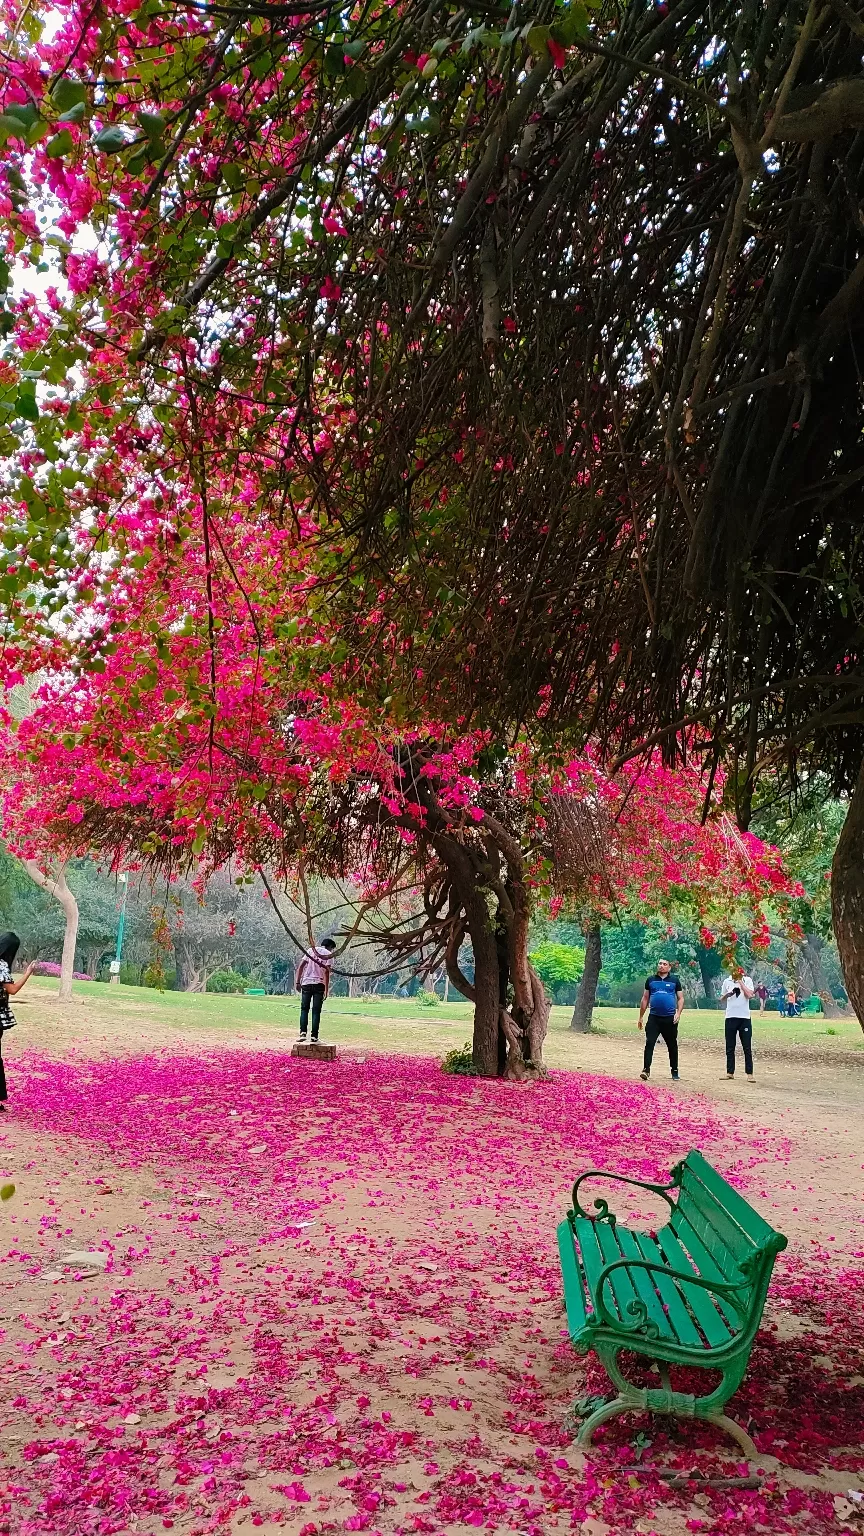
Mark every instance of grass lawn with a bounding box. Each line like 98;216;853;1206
24;975;864;1060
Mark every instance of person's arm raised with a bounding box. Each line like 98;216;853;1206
4;961;35;997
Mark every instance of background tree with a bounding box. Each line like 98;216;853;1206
527;940;584;1004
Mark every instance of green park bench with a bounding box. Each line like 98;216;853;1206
557;1149;787;1459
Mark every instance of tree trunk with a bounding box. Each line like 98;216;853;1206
23;860;79;1002
832;757;864;1028
799;934;842;1018
696;944;719;1003
570;924;601;1032
466;910;502;1077
175;943;207;992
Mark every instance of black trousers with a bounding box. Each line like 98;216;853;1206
643;1014;678;1075
299;984;325;1039
0;1036;6;1101
725;1017;753;1075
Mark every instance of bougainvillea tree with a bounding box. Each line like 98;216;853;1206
0;462;798;1074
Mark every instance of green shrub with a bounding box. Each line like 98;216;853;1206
528;940;584;989
441;1042;477;1075
418;988;442;1007
207;968;247;994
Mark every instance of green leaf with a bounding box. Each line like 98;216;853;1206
0;114;27;141
58;101;86;124
16;388;39;422
93;125;129;153
526;24;551;55
6;101;39;127
51;77;87;112
342;39;366;58
405;113;440;134
553;3;589;44
249;48;273;79
223;162;245;190
0;1183;14;1202
45;128;75;158
324;44;346;77
136;109;165;136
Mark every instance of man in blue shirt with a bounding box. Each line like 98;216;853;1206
637;958;684;1081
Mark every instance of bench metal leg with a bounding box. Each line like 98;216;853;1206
575;1398;756;1460
702;1413;758;1461
575;1394;634;1446
570;1347;758;1461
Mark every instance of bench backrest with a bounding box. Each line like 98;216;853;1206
671;1150;787;1290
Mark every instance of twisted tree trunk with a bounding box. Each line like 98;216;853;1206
440;829;548;1079
832;759;864;1028
570;925;601;1032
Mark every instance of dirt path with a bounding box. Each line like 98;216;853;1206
0;997;862;1536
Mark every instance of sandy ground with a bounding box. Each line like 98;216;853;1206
0;992;862;1536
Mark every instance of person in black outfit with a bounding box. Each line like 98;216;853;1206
0;933;35;1110
637;958;684;1080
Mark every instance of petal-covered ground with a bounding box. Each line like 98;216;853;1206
0;1050;861;1536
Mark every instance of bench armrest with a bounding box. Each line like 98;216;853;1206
571;1170;678;1226
592;1257;749;1337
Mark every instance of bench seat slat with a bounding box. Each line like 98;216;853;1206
557;1219;588;1337
632;1230;702;1347
671;1212;745;1330
593;1219;645;1329
573;1216;614;1316
677;1187;758;1272
682;1150;783;1249
614;1225;677;1340
654;1227;736;1347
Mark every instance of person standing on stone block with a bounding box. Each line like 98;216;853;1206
295;938;337;1044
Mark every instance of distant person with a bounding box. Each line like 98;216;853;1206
755;982;769;1013
720;967;755;1081
637;958;684;1081
785;987;799;1017
295;938;337;1044
0;933;35;1111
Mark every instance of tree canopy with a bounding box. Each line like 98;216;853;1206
0;0;861;1043
1;0;862;781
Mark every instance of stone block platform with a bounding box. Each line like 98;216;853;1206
291;1041;337;1061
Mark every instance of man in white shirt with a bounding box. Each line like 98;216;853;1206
720;969;755;1081
295;938;337;1043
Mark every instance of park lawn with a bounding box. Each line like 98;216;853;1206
24;975;864;1059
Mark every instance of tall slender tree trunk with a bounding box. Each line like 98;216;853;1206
832;758;864;1028
23;860;79;1002
570;924;601;1032
799;934;842;1018
695;945;719;1003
